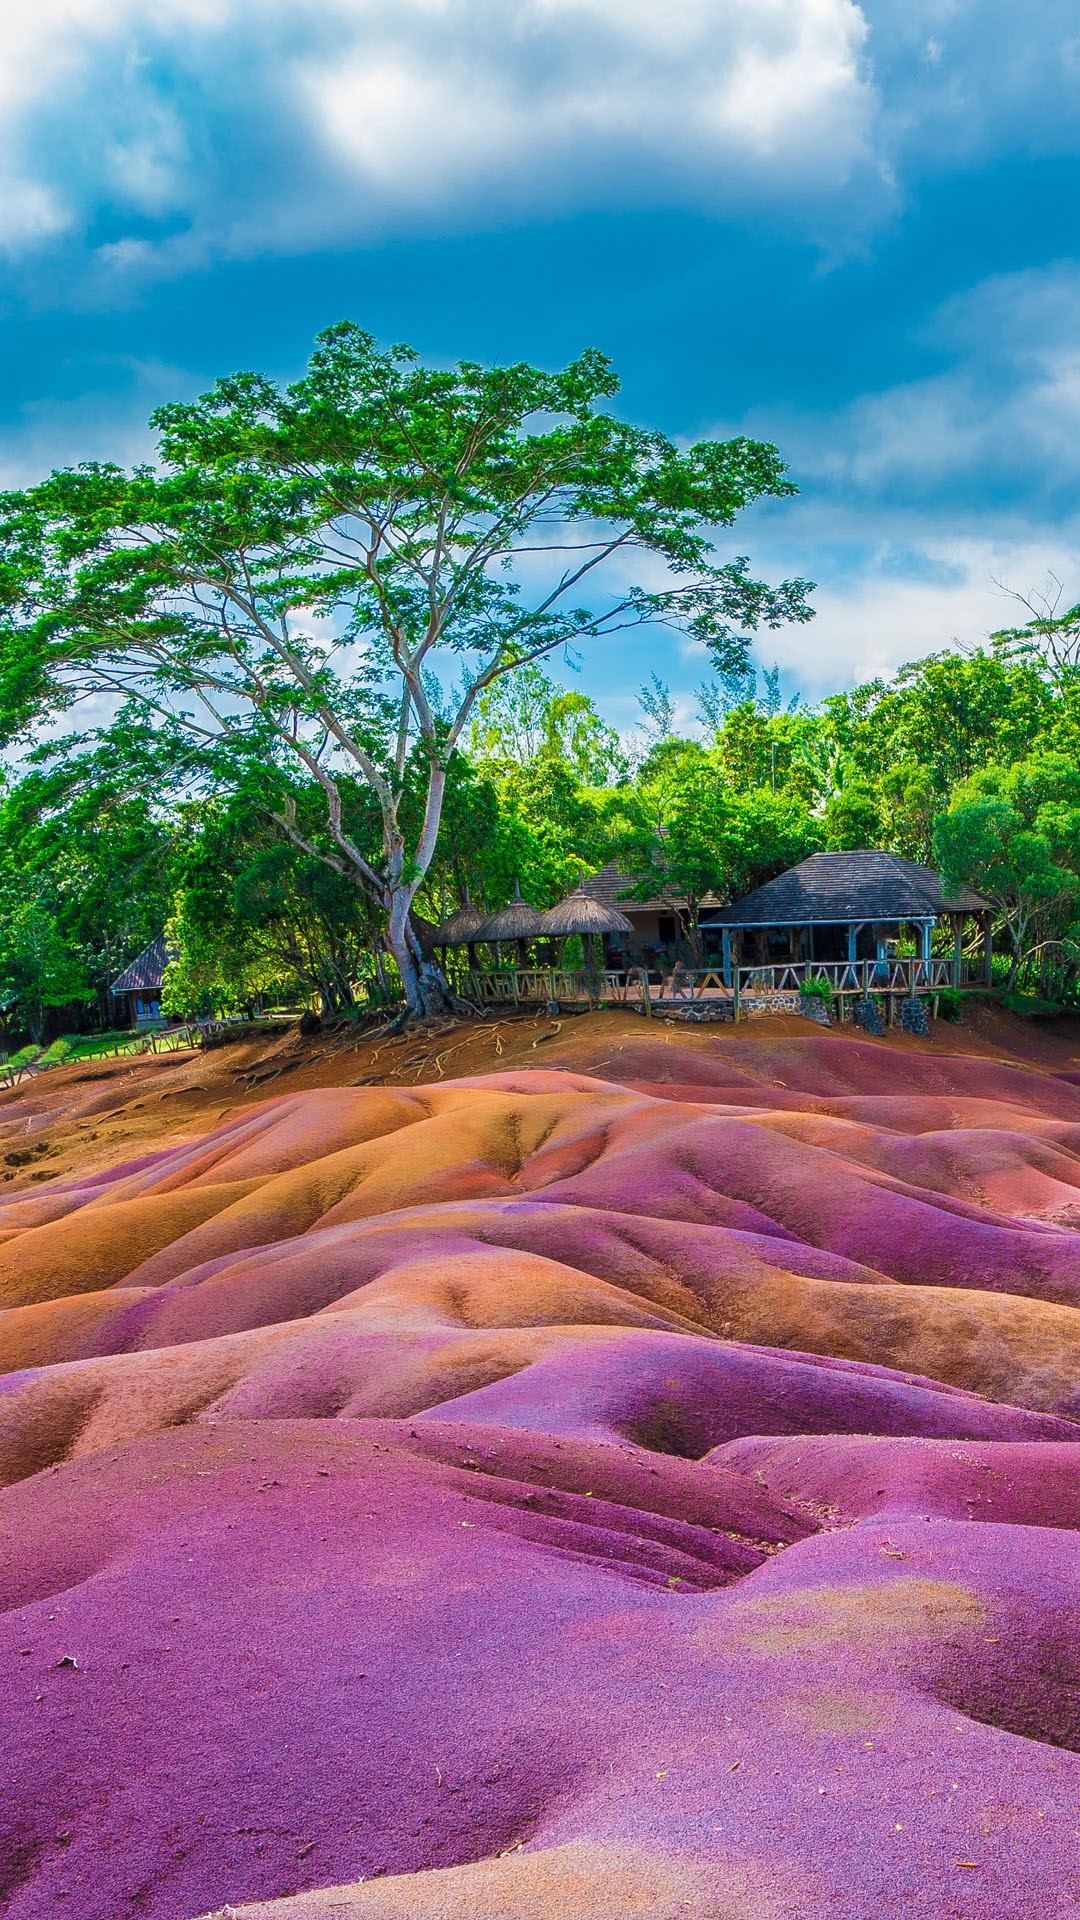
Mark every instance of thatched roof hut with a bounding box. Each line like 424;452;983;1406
474;884;545;944
433;902;491;948
701;850;994;979
537;886;633;938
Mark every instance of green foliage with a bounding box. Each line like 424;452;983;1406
799;976;834;1004
7;1044;42;1070
38;1036;74;1064
934;792;1079;986
617;746;822;945
0;322;811;1015
823;783;882;851
998;988;1074;1019
4;323;1080;1020
934;986;964;1022
0;887;94;1042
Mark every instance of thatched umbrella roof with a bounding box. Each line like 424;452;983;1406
475;881;545;942
537;885;633;938
475;900;545;941
433;902;491;947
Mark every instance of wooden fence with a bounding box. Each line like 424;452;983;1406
465;967;640;1008
462;953;989;1018
0;1015;254;1088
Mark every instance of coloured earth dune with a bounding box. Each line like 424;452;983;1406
4;1022;1080;1917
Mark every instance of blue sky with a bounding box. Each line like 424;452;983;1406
1;0;1079;731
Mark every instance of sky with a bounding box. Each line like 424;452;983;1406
1;0;1079;732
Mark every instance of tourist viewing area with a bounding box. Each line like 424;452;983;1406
436;851;995;1024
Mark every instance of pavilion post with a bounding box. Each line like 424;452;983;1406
951;914;963;988
982;914;994;986
722;928;732;988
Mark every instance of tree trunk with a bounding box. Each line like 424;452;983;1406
385;888;454;1020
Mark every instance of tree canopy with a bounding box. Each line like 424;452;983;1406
4;327;1080;1037
0;322;811;1015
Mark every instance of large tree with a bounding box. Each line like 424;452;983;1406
0;323;812;1016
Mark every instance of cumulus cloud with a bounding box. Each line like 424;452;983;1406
756;534;1080;697
809;265;1080;503
305;0;878;213
674;262;1080;698
2;0;1076;275
0;0;882;269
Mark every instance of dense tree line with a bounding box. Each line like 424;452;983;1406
4;609;1080;1040
1;327;1078;1037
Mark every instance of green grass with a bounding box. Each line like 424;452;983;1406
999;990;1077;1021
6;1044;42;1071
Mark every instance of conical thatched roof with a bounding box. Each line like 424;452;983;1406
475;898;545;941
433;903;491;946
537;886;634;937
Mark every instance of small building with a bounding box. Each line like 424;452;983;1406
701;850;993;985
110;934;173;1026
578;861;724;960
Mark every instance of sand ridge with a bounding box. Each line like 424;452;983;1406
2;1018;1080;1917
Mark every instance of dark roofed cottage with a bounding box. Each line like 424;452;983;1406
110;934;173;1026
702;850;993;987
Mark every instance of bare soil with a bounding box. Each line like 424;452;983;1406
4;998;1080;1197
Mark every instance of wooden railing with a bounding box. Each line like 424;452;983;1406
465;967;642;1007
0;1015;258;1088
735;956;961;996
461;954;990;1014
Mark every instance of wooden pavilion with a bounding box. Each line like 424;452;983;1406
701;851;993;988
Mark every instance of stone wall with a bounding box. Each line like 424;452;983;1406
898;996;930;1037
744;991;830;1024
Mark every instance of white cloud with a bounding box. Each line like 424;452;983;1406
761;535;1080;696
671;263;1080;700
0;177;69;251
306;0;877;215
806;265;1080;498
0;0;881;266
0;0;1075;268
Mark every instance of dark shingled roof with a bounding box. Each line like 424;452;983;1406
701;851;992;928
110;933;172;995
579;860;723;915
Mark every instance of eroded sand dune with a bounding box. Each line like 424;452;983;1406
3;1029;1080;1918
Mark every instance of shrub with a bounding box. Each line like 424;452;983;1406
7;1045;42;1070
1000;989;1069;1021
39;1037;74;1065
934;987;963;1022
799;976;834;1005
